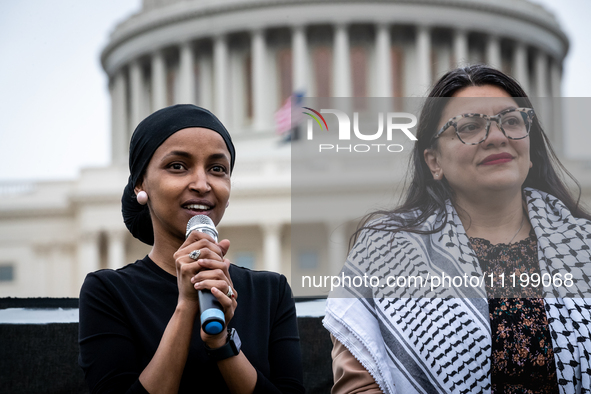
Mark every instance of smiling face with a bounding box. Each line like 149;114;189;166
135;127;231;245
424;85;532;202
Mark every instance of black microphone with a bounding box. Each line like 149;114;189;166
185;215;225;335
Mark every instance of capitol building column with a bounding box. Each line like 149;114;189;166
550;58;563;156
535;50;548;97
214;35;229;123
178;41;196;104
486;35;502;69
151;50;167;111
513;42;529;94
333;24;351;97
107;230;127;270
129;60;143;129
262;223;282;273
110;70;128;165
417;25;432;91
550;59;561;97
375;24;392;98
77;232;100;287
252;29;268;131
550;58;562;97
453;29;468;66
292;25;308;94
327;222;347;276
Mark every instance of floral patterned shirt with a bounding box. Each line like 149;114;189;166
470;232;559;394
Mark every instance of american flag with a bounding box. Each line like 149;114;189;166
275;92;304;137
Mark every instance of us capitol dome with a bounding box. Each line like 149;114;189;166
1;0;585;297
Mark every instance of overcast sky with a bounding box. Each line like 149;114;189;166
0;0;589;183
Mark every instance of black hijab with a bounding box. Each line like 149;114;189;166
121;104;235;245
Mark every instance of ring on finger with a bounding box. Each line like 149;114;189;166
226;287;235;299
189;250;201;260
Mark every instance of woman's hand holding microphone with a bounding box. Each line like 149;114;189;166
173;229;237;348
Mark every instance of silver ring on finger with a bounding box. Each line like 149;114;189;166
226;287;234;299
189;249;201;260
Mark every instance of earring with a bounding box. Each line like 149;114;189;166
433;173;439;179
137;191;148;205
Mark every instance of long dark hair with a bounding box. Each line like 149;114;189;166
356;64;591;241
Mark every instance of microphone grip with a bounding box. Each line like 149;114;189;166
198;289;225;335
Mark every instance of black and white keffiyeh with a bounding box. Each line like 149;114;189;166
323;188;591;394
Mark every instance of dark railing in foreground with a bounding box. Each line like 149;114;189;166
0;298;332;394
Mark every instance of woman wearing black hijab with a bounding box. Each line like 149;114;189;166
79;105;304;394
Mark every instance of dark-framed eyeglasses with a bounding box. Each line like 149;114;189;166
433;107;535;145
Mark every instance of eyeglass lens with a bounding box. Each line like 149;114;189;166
455;111;531;144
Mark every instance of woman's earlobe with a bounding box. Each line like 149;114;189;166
530;161;533;169
424;148;441;176
226;200;230;208
136;191;148;205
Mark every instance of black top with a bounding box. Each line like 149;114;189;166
79;256;304;394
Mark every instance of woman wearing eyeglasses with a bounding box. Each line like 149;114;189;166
324;65;591;393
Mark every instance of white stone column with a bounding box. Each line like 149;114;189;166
535;50;548;97
453;29;468;66
486;35;501;69
292;25;308;94
108;230;126;270
48;245;71;297
77;232;100;288
111;70;128;165
513;42;529;94
262;223;282;273
151;50;167;111
375;24;392;98
327;222;347;275
178;42;196;104
550;59;563;157
333;24;351;97
550;59;561;98
129;60;143;129
252;29;268;131
416;26;432;91
214;35;229;123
